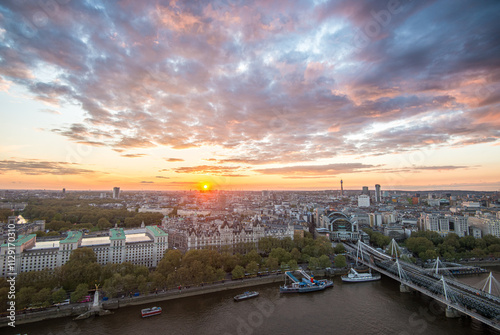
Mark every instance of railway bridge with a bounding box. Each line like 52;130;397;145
343;240;500;331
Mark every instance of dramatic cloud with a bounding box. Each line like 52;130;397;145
173;165;247;176
255;163;378;176
0;159;100;175
409;166;471;171
0;0;499;173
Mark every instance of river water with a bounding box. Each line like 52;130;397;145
8;270;500;335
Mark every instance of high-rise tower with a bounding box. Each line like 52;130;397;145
375;184;381;203
362;186;369;195
113;187;120;199
340;180;344;196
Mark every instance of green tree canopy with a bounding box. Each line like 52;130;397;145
70;283;89;303
334;255;347;268
232;265;245;279
61;248;100;290
52;288;67;304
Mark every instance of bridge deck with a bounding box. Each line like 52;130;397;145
343;242;500;332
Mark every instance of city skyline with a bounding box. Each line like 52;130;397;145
1;1;499;191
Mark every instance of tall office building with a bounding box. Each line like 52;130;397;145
113;187;120;199
362;186;369;195
375;184;381;203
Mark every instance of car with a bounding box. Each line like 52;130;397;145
55;299;70;306
78;295;92;303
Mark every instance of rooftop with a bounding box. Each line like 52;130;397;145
1;234;36;247
80;236;110;247
125;233;151;243
60;231;83;244
110;228;126;240
146;225;168;238
31;240;60;250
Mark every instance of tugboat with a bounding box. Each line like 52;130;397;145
341;268;381;283
279;270;333;293
234;291;259;301
141;306;162;318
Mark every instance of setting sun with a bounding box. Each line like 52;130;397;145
203;184;208;190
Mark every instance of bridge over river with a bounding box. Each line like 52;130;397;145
343;241;500;331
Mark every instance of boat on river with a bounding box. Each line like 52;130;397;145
280;270;333;293
341;268;381;283
141;306;162;318
234;291;259;301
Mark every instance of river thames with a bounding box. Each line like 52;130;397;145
8;270;500;335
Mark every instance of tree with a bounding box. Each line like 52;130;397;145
71;283;89;303
137;275;148;294
232;265;245;279
215;268;226;281
315;236;333;255
290;248;301;262
269;248;291;264
149;272;167;291
483;235;500;247
17;268;59;291
97;217;112;230
265;257;279;270
281;237;294;252
318;255;331;268
373;233;391;248
52;288;67;304
61;248;100;290
471;248;486;258
221;252;238;272
122;274;137;293
308;257;320;269
334;255;346;268
245;261;259;275
405;237;435;256
34;288;52;307
460;236;476;250
0;208;13;222
443;233;460;249
0;287;8;311
103;274;123;298
287;259;299;271
17;287;37;308
420;249;438;260
334;243;345;254
244;250;262;265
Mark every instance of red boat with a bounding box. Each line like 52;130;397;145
141;306;162;318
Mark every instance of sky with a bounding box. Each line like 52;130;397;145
0;0;499;192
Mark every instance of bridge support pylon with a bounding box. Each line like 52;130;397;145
445;306;461;318
400;284;412;293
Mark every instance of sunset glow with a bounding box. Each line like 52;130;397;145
0;1;499;191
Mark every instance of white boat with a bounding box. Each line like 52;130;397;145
234;291;259;301
341;268;381;283
141;306;162;317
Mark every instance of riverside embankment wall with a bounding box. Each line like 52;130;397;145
1;275;284;328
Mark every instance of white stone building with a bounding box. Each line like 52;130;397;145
358;195;370;207
0;226;168;277
422;213;469;237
